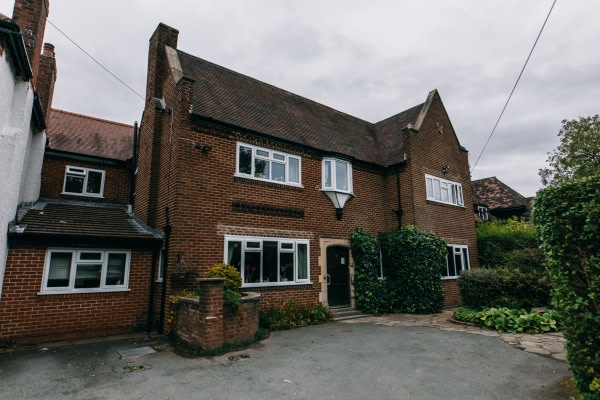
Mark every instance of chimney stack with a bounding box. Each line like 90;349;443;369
36;42;57;121
12;0;50;87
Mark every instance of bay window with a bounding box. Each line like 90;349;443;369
224;236;310;286
322;158;353;193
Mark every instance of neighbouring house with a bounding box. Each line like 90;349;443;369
472;177;533;221
1;108;163;343
135;23;479;333
0;0;55;302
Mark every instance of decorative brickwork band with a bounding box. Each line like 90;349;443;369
232;202;304;218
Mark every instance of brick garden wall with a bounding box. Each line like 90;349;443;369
0;246;153;343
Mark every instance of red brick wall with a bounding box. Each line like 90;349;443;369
0;247;153;343
40;156;131;204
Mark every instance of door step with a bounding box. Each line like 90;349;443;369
331;307;369;321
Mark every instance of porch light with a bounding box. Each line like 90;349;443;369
324;190;353;220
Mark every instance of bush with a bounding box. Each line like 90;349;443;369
380;227;446;313
458;267;551;309
205;264;242;292
350;227;446;315
535;175;600;399
259;301;332;331
477;218;539;269
453;306;560;334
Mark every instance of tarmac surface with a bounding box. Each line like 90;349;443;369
0;315;572;400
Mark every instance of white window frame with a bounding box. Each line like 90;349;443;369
378;248;384;280
40;249;131;294
223;236;310;287
63;165;106;198
443;244;470;280
156;247;166;283
322;158;353;194
477;206;489;221
425;174;464;207
235;142;302;187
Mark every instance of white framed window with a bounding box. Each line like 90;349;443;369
156;247;166;283
63;165;105;197
425;174;464;207
322;158;353;193
224;236;310;287
41;249;130;293
443;245;470;279
236;142;301;186
477;206;489;221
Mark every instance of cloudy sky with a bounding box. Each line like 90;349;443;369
4;1;599;197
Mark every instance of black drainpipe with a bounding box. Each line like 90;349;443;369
129;121;138;206
158;207;172;334
147;248;157;332
395;163;404;228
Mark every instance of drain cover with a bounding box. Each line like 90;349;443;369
117;346;156;359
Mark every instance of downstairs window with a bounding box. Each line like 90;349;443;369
443;245;470;279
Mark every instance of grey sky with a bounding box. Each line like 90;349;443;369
4;0;599;197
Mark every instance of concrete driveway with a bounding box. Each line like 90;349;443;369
0;322;571;400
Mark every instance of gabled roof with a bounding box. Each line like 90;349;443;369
177;49;425;166
9;200;162;246
46;109;133;161
472;177;529;210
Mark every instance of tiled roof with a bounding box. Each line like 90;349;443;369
10;200;162;243
472;177;529;210
177;50;423;166
46;109;134;161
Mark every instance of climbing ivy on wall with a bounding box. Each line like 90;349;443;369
349;226;446;315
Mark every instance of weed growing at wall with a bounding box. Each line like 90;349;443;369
534;175;600;399
259;301;332;331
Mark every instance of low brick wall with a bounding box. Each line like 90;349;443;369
175;278;260;350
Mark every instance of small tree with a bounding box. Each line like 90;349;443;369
539;115;600;187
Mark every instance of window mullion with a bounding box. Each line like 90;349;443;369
69;251;78;289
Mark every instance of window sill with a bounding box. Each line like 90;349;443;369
241;281;312;289
234;174;303;190
426;199;465;208
442;277;459;280
61;192;105;199
38;288;131;295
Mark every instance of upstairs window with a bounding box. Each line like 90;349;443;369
426;174;463;206
63;166;105;197
477;206;489;221
322;158;353;193
236;142;301;186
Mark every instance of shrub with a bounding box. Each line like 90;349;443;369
259;301;332;331
458;267;551;309
205;264;242;292
502;247;546;273
379;226;446;314
477;218;538;269
535;175;600;399
453;306;560;334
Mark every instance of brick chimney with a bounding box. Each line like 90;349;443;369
12;0;50;86
36;42;56;120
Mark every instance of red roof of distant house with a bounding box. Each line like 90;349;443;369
472;177;529;210
46;109;133;161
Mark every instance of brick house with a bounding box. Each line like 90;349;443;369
136;23;478;332
1;109;162;343
472;176;533;221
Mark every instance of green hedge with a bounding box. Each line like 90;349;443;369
458;268;551;309
534;175;600;399
349;226;445;315
259;301;332;330
477;218;539;269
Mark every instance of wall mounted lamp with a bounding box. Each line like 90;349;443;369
194;144;212;153
323;190;353;220
442;165;449;174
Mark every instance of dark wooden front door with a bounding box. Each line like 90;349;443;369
326;246;350;307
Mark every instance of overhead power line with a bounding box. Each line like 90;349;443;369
46;19;145;101
471;0;558;173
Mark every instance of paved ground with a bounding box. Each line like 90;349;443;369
342;310;567;361
0;316;572;400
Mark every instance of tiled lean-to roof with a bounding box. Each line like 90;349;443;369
46;109;134;161
177;50;425;166
9;200;162;245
